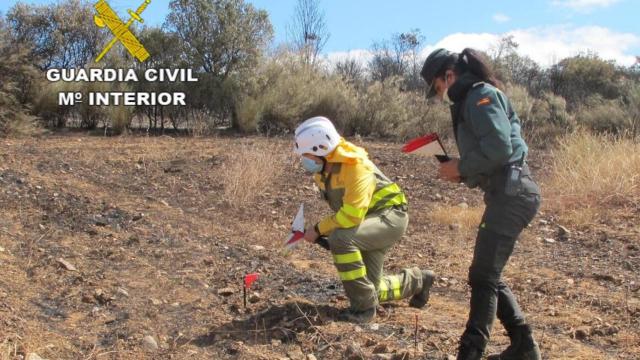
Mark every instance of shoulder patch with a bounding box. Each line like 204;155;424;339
476;97;491;106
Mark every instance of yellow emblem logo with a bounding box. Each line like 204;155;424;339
93;0;151;63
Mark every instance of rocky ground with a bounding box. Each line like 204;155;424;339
0;134;638;360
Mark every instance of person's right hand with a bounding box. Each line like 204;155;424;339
303;226;319;243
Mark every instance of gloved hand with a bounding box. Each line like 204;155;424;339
315;236;330;250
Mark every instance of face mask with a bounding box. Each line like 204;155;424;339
301;157;323;173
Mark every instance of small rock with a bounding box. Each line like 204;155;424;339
449;223;462;231
447;356;456;360
558;225;571;238
218;287;235;296
249;292;261;303
271;339;282;347
372;355;393;360
150;298;162;306
567;279;575;286
0;246;5;252
353;325;363;333
306;355;318;360
539;219;549;225
251;245;265;251
457;202;469;209
369;323;380;331
434;193;443;200
364;338;377;347
344;343;365;360
544;238;556;244
391;351;410;360
57;258;77;271
94;289;114;305
26;353;45;360
132;213;144;221
117;288;130;297
142;335;159;351
573;327;590;340
286;347;305;360
373;343;390;354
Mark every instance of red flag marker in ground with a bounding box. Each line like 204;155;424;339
243;273;260;308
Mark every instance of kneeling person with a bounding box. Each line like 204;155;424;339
294;116;435;323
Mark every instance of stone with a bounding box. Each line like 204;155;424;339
57;258;77;271
373;343;390;354
391;351;411;360
142;335;159;351
26;353;45;360
286;347;305;360
117;288;130;297
457;202;469;209
573;327;590;340
306;355;318;360
372;355;393;360
249;292;261;303
150;298;162;306
0;246;5;252
218;287;235;296
344;342;365;360
544;238;556;244
449;223;462;231
251;245;265;251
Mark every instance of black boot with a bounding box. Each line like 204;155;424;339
409;270;435;308
487;324;541;360
456;343;483;360
337;307;376;324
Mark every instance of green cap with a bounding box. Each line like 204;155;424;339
421;48;457;98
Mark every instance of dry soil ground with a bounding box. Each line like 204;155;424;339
0;135;638;360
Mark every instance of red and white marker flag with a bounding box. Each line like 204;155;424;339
402;133;450;163
282;204;305;256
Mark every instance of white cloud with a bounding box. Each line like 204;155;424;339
552;0;621;12
324;25;639;70
493;13;511;23
322;49;374;69
418;25;639;67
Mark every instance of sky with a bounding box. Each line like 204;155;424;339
1;0;639;66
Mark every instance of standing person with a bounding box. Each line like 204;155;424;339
293;116;436;323
420;48;542;360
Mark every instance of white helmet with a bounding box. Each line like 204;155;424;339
293;116;341;156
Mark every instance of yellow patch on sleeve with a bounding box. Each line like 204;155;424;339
476;97;491;106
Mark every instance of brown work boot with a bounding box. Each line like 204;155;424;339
409;270;435;308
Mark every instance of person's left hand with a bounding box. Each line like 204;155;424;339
303;226;319;243
439;158;461;183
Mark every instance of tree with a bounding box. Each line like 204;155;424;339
165;0;272;78
7;0;105;70
334;58;363;85
0;20;39;136
368;29;424;87
490;36;545;94
549;53;624;110
287;0;329;66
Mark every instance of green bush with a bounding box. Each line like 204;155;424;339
575;96;631;135
236;53;358;134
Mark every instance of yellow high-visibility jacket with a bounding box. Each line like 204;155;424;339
314;139;407;235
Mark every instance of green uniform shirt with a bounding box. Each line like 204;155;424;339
448;73;528;189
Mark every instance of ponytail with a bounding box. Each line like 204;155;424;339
455;48;503;90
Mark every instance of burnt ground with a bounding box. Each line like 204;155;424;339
0;135;638;360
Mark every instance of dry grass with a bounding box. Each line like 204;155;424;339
221;143;288;206
546;131;640;225
427;205;484;230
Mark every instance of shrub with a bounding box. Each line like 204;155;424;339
546;131;640;226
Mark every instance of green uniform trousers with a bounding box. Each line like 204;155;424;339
327;207;424;311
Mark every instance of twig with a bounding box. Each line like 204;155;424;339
293;301;335;351
0;228;17;238
414;314;419;351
